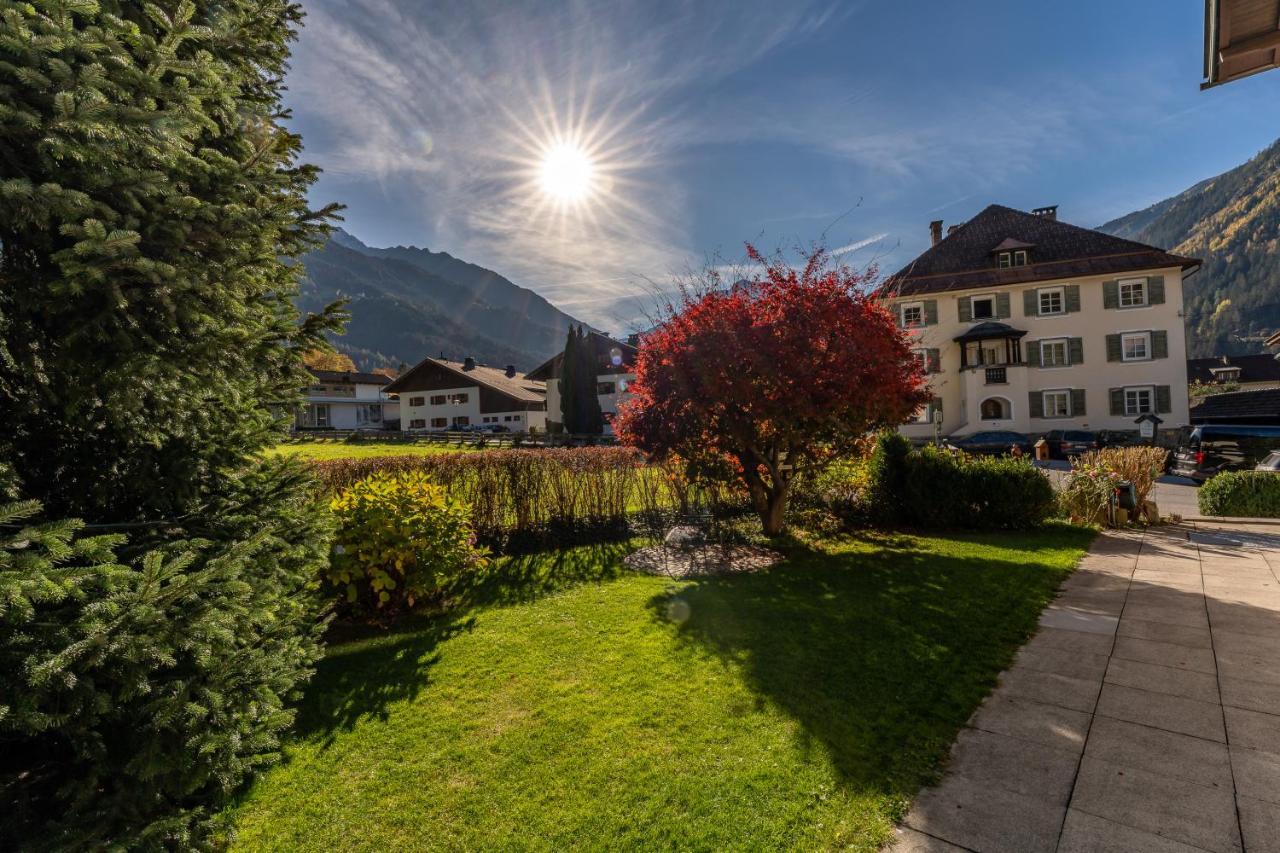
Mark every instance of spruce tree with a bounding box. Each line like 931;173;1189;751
558;325;578;432
0;1;341;845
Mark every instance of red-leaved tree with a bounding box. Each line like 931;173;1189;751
615;246;927;535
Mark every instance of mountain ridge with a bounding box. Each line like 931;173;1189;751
296;229;589;372
1098;139;1280;358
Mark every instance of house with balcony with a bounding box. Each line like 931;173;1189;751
526;331;638;434
384;356;547;431
297;368;400;431
882;204;1201;441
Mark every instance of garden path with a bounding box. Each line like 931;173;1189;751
890;521;1280;852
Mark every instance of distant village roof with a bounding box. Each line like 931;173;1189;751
1187;354;1280;385
526;331;638;381
1190;388;1280;424
883;205;1200;298
308;368;393;386
384;357;546;404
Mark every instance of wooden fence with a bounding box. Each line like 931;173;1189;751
288;428;619;449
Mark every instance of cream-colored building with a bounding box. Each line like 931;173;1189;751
526;331;638;435
384;357;547;432
884;205;1201;441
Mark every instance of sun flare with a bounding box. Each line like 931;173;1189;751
538;142;596;203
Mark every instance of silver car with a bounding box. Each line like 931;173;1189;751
1255;451;1280;472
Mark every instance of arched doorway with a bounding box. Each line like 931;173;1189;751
979;397;1010;420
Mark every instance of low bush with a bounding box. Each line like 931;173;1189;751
842;434;1053;530
1082;447;1167;507
328;472;488;615
1059;457;1121;524
1198;471;1280;518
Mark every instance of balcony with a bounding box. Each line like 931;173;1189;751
984;367;1007;385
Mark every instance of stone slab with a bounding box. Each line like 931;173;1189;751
1057;808;1214;853
1111;635;1217;675
1219;675;1280;716
886;827;968;852
1231;745;1280;806
1082;715;1232;791
1237;795;1280;853
1223;705;1280;753
1039;608;1119;638
1115;617;1212;649
904;771;1065;853
998;665;1101;714
1103;657;1220;704
1094;683;1225;742
969;695;1091;754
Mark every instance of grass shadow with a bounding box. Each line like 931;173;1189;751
647;525;1094;796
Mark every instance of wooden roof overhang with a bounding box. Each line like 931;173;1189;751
1204;0;1280;88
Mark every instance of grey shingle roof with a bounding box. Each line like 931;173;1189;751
883;205;1200;297
1187;354;1280;384
308;368;393;386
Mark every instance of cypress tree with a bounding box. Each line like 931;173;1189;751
558;325;578;432
576;328;605;435
0;2;342;845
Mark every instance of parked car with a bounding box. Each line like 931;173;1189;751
944;431;1033;456
1041;429;1100;459
1096;429;1141;448
1171;424;1280;482
1255;450;1280;472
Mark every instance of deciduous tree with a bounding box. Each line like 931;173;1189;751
616;246;926;534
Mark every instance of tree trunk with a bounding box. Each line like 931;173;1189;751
760;484;789;536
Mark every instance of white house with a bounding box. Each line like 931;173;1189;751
297;368;400;431
384;356;547;431
882;204;1201;441
526;331;638;435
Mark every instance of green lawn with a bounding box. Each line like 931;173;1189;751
269;441;474;460
229;526;1092;851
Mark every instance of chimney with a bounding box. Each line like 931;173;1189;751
463;356;476;371
1032;205;1058;221
947;224;962;235
929;219;943;246
505;364;516;378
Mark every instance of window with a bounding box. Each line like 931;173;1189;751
410;418;426;429
449;393;469;405
998;252;1012;268
900;302;924;327
430;417;447;428
1014;250;1028;266
1043;390;1070;418
913;348;929;372
597;381;616;395
979;398;1009;419
971;295;995;320
297;403;331;428
1119;278;1147;308
1122;332;1150;361
1210;367;1241;382
1041;338;1069;367
429;395;446;405
452;416;470;427
1124;387;1153;415
409;396;425;407
511;414;522;422
1038;287;1064;316
356;404;382;425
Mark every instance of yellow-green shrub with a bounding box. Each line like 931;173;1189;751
328;471;487;614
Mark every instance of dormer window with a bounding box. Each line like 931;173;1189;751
998;250;1029;268
998;252;1012;268
1014;250;1028;266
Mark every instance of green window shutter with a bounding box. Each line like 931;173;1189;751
1071;388;1086;416
1029;391;1044;419
927;348;941;373
1156;385;1172;414
1103;280;1119;309
996;291;1011;319
1068;337;1084;365
923;299;938;325
1023;289;1038;317
1109;388;1124;416
1148;275;1166;305
1105;334;1122;362
1025;339;1041;367
932;396;943;414
1065;284;1081;312
1151;329;1168;359
958;298;971;323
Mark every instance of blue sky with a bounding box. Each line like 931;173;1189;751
286;0;1280;331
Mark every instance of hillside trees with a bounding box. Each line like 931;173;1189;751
616;247;926;534
0;1;341;845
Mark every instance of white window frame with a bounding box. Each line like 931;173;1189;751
970;293;996;320
900;301;924;328
1118;277;1148;308
1038;286;1065;316
1040;337;1070;368
997;252;1012;268
912;347;931;373
1043;389;1071;418
979;397;1012;420
430;417;447;429
1124;386;1154;416
1121;331;1151;362
1014;250;1028;266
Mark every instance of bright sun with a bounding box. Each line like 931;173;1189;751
538;142;595;203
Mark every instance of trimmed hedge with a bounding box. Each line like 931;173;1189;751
1198;471;1280;518
864;434;1055;530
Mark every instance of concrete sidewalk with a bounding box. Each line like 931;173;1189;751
890;523;1280;853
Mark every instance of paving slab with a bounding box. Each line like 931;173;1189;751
1103;657;1220;704
886;524;1280;852
1068;757;1241;852
886;828;967;852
